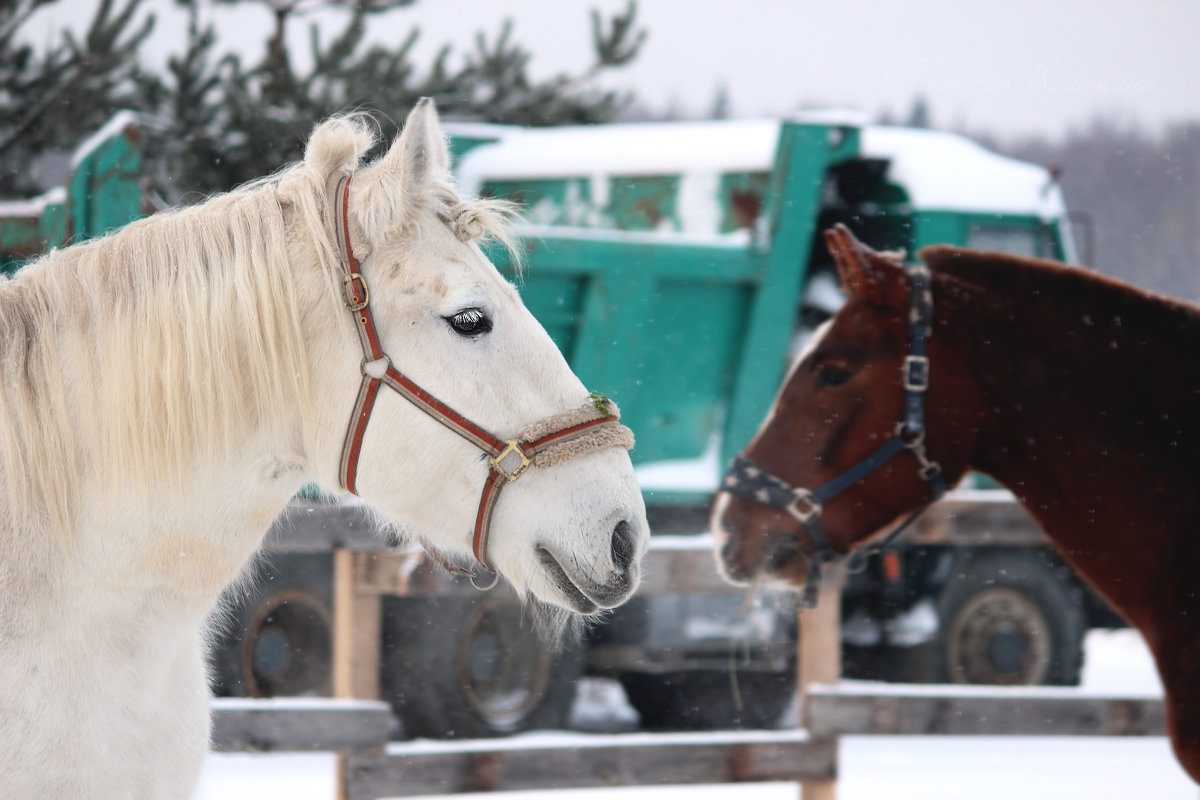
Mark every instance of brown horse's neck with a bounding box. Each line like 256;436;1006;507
926;254;1200;783
936;266;1200;635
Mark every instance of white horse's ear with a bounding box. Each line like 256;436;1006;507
395;97;450;182
353;98;450;243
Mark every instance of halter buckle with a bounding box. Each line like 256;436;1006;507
903;355;929;392
490;440;531;482
342;272;370;312
787;489;822;523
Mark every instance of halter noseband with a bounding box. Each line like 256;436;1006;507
720;261;946;607
330;174;634;589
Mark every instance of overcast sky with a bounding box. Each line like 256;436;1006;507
30;0;1200;138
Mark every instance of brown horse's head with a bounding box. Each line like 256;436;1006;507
712;224;981;594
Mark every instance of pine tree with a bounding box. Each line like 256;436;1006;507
3;0;646;199
0;0;153;195
150;0;647;196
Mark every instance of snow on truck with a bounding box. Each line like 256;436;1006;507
0;112;1121;738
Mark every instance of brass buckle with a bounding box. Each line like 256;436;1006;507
343;272;369;312
490;440;531;482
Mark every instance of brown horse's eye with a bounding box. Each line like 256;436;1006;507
815;365;852;388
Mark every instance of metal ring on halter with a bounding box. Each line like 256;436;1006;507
896;421;942;477
895;420;924;446
470;566;500;591
361;353;392;378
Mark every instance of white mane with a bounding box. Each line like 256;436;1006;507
0;114;515;538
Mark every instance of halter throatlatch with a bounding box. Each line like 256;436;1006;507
330;173;635;589
720;261;946;608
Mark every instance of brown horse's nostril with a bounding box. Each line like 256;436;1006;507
611;520;636;574
720;540;736;564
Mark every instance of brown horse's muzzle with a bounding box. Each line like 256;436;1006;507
712;493;815;588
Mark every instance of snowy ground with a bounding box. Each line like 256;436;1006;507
197;629;1197;799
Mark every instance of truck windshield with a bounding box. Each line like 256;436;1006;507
967;224;1057;259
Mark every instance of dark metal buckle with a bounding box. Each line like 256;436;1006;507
903;355;929;392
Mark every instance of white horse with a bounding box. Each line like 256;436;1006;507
0;99;648;799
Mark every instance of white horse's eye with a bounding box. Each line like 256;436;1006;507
446;307;491;336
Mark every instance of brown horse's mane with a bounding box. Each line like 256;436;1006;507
918;245;1200;448
920;244;1200;341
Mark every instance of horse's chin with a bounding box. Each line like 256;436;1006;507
534;545;637;614
715;520;813;591
721;560;812;595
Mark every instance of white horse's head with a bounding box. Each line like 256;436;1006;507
302;101;648;618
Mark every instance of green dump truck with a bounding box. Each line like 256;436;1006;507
1;112;1116;738
446;114;1115;710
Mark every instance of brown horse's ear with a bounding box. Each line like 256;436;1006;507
824;223;907;308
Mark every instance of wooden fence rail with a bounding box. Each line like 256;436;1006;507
210;698;392;753
342;731;836;800
208;554;1171;800
806;686;1165;738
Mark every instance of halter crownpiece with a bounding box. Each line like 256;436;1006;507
328;172;635;589
720;259;945;608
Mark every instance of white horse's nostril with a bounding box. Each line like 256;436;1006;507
610;519;636;575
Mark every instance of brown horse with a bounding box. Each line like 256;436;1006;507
711;224;1200;782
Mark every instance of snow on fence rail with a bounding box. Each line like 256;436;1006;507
208;556;1170;800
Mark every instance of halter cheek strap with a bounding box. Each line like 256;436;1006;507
720;261;946;608
329;174;634;588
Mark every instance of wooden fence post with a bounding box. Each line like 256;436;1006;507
333;549;383;700
333;548;385;800
797;566;844;800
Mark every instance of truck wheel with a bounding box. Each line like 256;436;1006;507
619;668;795;730
381;595;583;738
209;587;333;698
934;552;1085;686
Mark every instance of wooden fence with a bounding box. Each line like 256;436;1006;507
212;555;1168;800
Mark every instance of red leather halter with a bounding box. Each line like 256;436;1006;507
331;174;632;588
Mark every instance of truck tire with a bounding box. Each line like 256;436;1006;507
619;667;795;730
932;551;1085;686
381;594;583;739
209;583;334;698
208;554;334;698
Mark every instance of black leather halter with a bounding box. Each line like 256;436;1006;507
720;261;947;607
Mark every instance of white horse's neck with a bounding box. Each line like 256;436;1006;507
0;171;349;609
